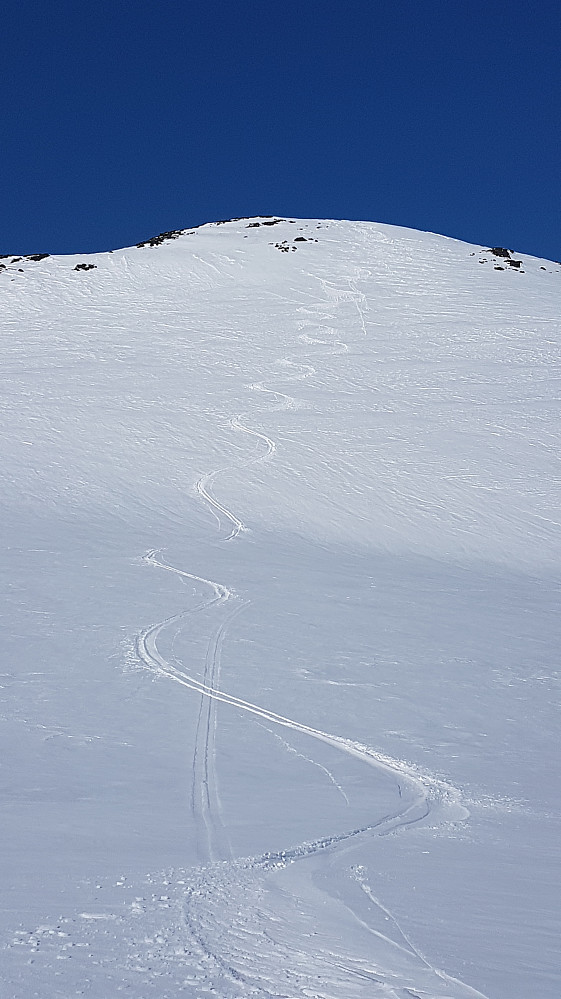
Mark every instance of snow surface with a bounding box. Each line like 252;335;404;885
1;218;560;998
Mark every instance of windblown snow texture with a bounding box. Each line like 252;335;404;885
1;218;560;999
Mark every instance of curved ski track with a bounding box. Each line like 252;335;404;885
133;321;488;999
195;415;275;542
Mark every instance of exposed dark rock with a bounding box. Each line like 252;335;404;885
508;259;522;268
74;263;97;271
494;266;505;271
201;216;277;226
11;257;23;263
294;237;307;242
26;253;50;261
488;247;511;258
136;229;186;248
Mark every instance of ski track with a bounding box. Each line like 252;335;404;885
350;867;491;999
128;338;489;999
258;722;351;807
195;414;275;542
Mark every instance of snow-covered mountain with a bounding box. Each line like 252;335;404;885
1;217;559;999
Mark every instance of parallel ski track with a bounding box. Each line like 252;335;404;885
139;412;276;864
138;549;236;864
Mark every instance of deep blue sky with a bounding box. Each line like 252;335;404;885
2;2;560;259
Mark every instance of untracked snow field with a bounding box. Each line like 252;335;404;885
1;218;560;998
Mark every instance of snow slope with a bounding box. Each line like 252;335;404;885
1;218;559;998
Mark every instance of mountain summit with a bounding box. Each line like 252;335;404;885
2;218;560;999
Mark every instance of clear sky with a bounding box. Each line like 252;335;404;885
2;2;560;260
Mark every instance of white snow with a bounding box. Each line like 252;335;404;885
1;218;559;998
